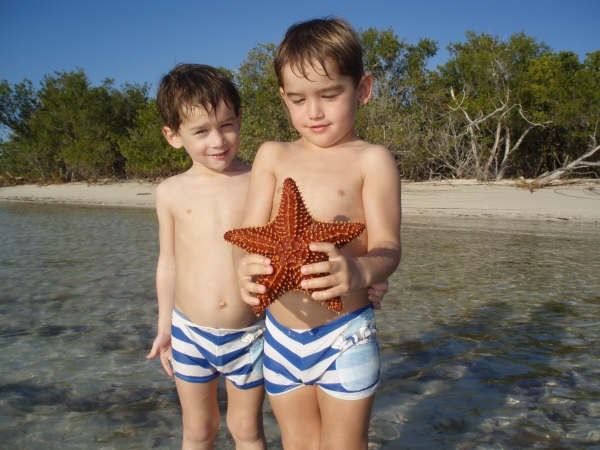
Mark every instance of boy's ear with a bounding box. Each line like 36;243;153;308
279;87;286;100
357;74;374;105
162;126;183;149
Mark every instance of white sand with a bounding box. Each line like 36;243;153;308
1;179;599;222
401;180;600;222
0;181;157;208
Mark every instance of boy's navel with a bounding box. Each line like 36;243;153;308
337;189;345;197
186;208;192;214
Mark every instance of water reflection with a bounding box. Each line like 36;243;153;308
1;204;599;449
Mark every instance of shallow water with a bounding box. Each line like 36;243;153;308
1;203;599;449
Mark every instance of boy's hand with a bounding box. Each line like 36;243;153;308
146;333;174;377
368;280;388;309
238;253;272;307
300;242;362;301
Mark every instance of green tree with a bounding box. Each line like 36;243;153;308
120;101;189;178
0;79;39;138
358;28;440;178
436;32;552;179
236;43;295;161
0;70;150;182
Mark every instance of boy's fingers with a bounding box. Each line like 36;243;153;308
311;286;343;301
244;280;267;295
160;353;173;377
301;261;332;276
370;298;382;310
240;290;260;306
146;342;158;359
371;281;388;290
369;287;385;298
301;274;336;290
242;254;270;267
309;242;339;257
246;263;273;277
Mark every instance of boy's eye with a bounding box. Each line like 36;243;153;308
322;94;338;100
289;97;305;105
221;122;233;129
194;129;208;135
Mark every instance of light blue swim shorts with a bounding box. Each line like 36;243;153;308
171;309;264;389
263;305;380;400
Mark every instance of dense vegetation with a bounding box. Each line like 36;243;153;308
1;29;598;185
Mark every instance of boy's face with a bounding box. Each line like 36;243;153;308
280;59;372;148
162;100;240;173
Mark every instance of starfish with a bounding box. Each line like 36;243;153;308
224;178;365;316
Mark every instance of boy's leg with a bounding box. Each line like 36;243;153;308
268;386;321;450
175;377;220;450
317;390;374;450
225;380;266;450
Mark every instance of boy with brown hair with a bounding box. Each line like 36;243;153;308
237;18;402;450
146;64;266;450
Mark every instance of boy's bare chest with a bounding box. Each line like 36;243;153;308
273;156;364;222
172;192;245;239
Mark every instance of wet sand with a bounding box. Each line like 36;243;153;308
1;179;599;222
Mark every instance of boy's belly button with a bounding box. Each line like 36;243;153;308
218;299;227;308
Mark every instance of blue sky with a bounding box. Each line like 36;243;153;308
1;0;599;94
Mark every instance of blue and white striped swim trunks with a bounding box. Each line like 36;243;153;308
264;305;380;400
171;309;264;389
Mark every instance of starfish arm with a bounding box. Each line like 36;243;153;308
308;221;365;247
274;178;313;240
224;224;278;257
263;264;301;300
251;265;302;315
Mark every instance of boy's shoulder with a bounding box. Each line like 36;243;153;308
352;142;399;181
256;140;292;155
156;172;186;193
252;140;293;167
358;142;396;164
155;172;192;208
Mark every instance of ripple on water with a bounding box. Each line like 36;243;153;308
2;205;600;448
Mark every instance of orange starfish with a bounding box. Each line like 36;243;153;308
224;178;365;316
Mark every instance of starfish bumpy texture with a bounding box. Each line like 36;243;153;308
224;178;365;316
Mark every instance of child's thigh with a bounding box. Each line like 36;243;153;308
317;389;374;449
224;380;265;421
175;377;220;426
268;386;321;448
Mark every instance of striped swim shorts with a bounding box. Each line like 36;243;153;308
264;305;380;400
171;308;265;389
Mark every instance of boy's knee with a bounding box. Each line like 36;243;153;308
320;431;366;450
226;412;262;443
182;419;220;446
281;433;319;450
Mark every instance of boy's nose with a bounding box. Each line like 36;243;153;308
209;130;224;147
307;100;324;120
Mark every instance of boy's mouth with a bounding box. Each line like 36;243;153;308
209;149;229;159
309;123;330;133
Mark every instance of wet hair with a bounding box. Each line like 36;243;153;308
274;17;364;87
156;64;241;131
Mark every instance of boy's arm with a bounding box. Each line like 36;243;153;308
368;281;389;309
301;146;401;300
242;142;278;226
235;143;278;307
146;183;176;377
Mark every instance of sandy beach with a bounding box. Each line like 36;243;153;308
1;179;599;222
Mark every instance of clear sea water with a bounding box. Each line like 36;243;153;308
1;202;599;449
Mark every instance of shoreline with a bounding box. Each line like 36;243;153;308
1;179;599;223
